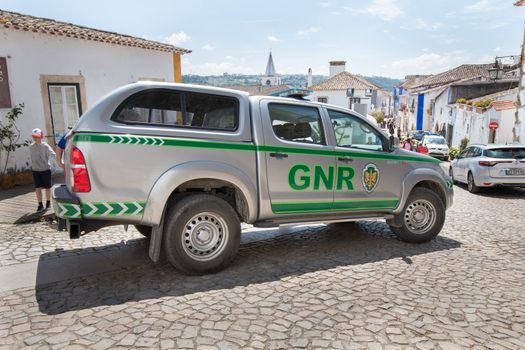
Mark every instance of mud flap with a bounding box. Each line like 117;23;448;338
148;215;164;263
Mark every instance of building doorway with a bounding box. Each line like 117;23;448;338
48;84;82;141
40;75;87;145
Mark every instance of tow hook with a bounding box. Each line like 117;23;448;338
67;220;81;239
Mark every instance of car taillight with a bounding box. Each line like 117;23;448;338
478;161;496;167
70;147;91;192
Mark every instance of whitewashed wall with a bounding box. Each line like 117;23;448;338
0;29;174;171
309;89;373;114
449;90;517;147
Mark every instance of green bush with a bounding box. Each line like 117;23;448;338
459;137;469;152
466;100;473;106
370;111;385;124
456;98;467;104
449;147;459;160
473;98;493;108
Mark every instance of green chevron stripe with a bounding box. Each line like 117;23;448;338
82;201;146;217
73;133;440;163
56;203;82;219
55;200;146;219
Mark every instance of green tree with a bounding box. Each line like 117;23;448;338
0;103;29;174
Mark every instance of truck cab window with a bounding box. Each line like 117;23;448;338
268;103;324;145
328;110;384;151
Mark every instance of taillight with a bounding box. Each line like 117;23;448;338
70;147;91;192
478;161;496;167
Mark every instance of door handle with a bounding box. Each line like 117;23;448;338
338;156;353;162
270;152;288;158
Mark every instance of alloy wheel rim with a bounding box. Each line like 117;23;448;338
404;199;436;235
182;212;228;261
468;174;473;191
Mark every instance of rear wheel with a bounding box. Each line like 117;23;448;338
163;194;241;275
389;187;445;243
467;172;479;193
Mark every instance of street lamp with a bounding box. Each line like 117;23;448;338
489;55;519;80
488;59;504;80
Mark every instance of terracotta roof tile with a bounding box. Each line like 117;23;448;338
0;9;191;54
310;71;379;91
413;64;493;89
491;100;516;111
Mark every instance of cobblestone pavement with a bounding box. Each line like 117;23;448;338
0;186;524;349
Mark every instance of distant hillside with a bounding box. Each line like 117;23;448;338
182;74;401;91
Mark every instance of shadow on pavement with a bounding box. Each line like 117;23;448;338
35;221;461;315
454;184;525;199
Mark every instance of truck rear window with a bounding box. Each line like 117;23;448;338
113;89;238;131
485;148;525;159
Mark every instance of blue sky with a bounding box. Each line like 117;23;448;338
1;0;524;78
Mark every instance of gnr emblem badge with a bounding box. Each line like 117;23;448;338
362;164;379;193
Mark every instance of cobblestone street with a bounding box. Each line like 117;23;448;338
0;185;524;349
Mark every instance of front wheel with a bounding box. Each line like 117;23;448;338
449;167;457;185
163;194;241;275
389;187;445;243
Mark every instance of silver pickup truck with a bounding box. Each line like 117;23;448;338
53;82;453;274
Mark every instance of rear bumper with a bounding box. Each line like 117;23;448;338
473;173;525;187
428;151;448;159
52;185;82;219
52;185;121;238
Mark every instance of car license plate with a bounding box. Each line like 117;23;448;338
505;168;525;175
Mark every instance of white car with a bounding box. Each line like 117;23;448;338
449;144;525;193
422;135;450;161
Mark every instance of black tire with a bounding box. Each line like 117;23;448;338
443;156;449;162
134;225;152;238
163;194;241;275
467;172;479;193
389;187;445;243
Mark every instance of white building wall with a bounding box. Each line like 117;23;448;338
309;89;373;114
433;91;451;132
0;29;174;171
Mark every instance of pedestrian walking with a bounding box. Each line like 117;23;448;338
29;128;55;211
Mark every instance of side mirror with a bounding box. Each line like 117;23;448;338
389;135;397;152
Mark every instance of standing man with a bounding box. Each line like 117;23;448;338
29;128;55;211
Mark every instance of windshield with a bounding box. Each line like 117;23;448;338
485;148;525;159
425;137;446;145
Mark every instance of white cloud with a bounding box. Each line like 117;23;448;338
367;0;403;20
319;1;331;7
183;61;254;75
346;0;402;21
489;23;505;30
297;26;321;36
401;18;442;31
165;31;190;46
391;51;471;73
201;44;214;51
464;0;497;13
225;55;247;63
494;47;501;52
267;35;281;42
